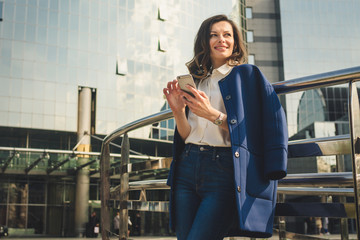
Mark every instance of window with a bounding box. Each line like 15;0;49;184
245;7;252;19
157;5;168;21
116;57;127;76
246;30;254;43
157;35;168;52
150;102;174;141
248;54;255;65
0;1;3;21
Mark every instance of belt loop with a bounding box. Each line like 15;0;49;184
212;147;216;161
185;144;192;156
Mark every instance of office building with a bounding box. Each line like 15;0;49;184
246;0;360;135
246;0;360;234
0;0;245;236
246;0;360;168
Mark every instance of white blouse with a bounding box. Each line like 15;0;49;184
185;64;233;147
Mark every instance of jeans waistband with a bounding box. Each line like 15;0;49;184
184;143;231;156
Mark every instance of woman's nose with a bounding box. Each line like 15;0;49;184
218;35;225;42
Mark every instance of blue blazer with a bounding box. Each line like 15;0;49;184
167;64;288;238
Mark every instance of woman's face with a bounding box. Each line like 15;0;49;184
209;21;234;69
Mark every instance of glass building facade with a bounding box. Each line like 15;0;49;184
278;1;360;234
246;1;359;233
0;0;242;140
0;0;245;236
279;0;360;137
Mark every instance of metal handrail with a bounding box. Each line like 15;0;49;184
103;109;173;145
122;172;355;191
125;179;354;196
273;65;360;95
100;66;360;240
103;66;360;145
0;146;161;160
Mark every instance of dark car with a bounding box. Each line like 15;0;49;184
0;225;8;237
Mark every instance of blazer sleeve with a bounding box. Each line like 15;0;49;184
255;66;288;180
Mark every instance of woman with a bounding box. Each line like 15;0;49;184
163;15;288;240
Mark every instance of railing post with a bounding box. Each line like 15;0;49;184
339;195;349;240
278;193;286;240
119;133;130;240
100;143;110;240
337;155;350;240
348;80;360;239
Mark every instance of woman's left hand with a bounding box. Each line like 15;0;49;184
183;85;229;131
182;85;218;121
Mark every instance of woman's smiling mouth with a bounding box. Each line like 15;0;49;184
215;46;228;50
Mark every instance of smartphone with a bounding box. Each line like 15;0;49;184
177;74;196;97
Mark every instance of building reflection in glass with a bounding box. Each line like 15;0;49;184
279;0;360;137
0;0;239;141
8;183;27;228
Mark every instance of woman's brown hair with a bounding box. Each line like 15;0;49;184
186;14;247;80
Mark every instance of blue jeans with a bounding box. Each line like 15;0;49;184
174;144;236;240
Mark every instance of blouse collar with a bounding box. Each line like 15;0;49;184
213;63;233;76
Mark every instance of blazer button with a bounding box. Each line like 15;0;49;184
230;119;237;124
225;95;231;100
237;186;241;192
234;151;239;158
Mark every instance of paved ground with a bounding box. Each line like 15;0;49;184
0;238;263;240
2;238;178;240
0;236;264;240
3;233;359;240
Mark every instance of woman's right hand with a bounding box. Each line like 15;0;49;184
163;80;186;115
163;79;191;140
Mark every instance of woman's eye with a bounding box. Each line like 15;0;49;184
225;33;232;37
210;34;217;37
